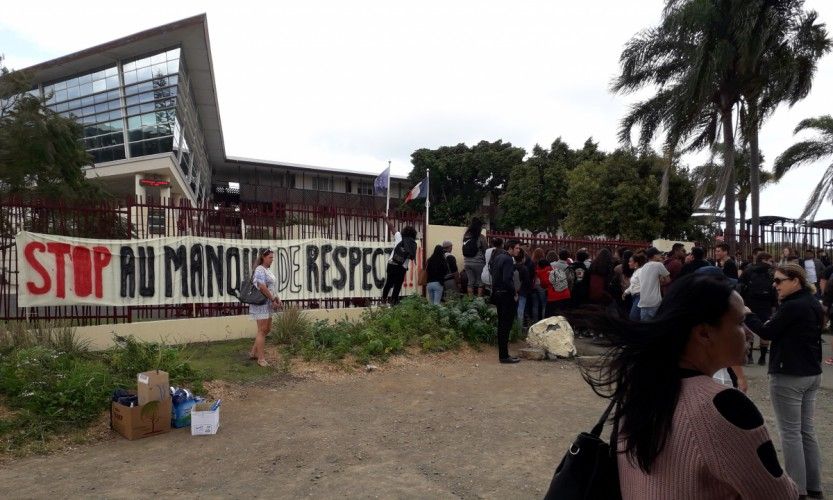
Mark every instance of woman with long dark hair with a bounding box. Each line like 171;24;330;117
587;248;615;307
746;263;824;498
580;273;797;498
425;245;448;305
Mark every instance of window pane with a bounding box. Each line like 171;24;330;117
167;48;180;60
123;71;137;85
150;52;166;65
81;96;95;107
93;79;106;93
78;73;92;85
79;82;93;96
105;66;118;78
105;75;119;89
137;66;152;82
123;61;136;72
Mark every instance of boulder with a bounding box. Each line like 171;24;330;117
526;316;577;359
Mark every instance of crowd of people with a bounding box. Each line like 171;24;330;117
381;218;831;497
246;216;831;497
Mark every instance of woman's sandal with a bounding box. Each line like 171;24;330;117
257;359;270;368
824;357;833;366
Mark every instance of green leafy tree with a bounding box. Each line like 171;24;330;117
0;56;101;199
407;140;525;226
562;149;694;240
498;138;594;232
774;115;833;219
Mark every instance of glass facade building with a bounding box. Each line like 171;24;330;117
40;47;209;203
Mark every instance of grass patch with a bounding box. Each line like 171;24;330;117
186;338;285;384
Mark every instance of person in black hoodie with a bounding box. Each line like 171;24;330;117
738;252;776;365
745;263;824;498
491;239;521;363
381;219;418;305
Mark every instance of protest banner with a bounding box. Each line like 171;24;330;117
15;231;420;307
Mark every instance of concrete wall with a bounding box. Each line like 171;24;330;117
427;224;466;264
651;239;695;253
75;307;367;351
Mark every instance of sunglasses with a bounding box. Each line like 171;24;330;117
773;277;792;285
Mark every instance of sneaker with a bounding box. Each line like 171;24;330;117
499;356;521;364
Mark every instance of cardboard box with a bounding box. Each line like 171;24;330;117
112;395;172;441
137;370;169;405
191;404;220;436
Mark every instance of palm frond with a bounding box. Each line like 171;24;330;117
774;140;833;178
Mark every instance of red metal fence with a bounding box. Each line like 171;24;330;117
0;196;424;325
485;231;650;256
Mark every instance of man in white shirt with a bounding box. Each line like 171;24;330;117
637;247;671;321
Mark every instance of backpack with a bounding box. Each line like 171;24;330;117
569;264;589;301
390;241;409;265
745;266;775;301
481;248;494;286
462;235;479;258
549;266;569;293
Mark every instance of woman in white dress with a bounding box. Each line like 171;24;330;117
249;249;282;367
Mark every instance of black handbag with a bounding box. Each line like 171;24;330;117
544;399;621;500
236;276;268;306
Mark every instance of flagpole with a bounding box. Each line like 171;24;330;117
385;160;391;218
424;168;430;298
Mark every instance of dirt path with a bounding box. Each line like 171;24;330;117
1;344;831;498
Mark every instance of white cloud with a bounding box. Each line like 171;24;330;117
1;0;832;218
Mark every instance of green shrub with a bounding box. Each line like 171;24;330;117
0;320;89;356
270;306;312;347
276;295;496;364
104;335;203;389
0;347;112;430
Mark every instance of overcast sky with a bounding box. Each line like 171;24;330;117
2;1;833;219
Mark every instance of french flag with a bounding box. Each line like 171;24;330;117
404;177;429;203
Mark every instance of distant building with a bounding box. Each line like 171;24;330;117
19;14;409;210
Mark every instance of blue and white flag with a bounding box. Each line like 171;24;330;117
374;166;390;195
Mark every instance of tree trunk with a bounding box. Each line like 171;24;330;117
749;101;761;247
739;197;747;251
721;98;737;255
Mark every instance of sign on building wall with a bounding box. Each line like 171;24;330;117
15;231;420;307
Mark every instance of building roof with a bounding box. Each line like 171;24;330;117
221;156;409;181
19;15;410;186
20;14;226;168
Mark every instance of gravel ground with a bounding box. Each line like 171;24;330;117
0;340;831;499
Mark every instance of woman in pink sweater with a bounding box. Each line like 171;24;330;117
584;273;799;499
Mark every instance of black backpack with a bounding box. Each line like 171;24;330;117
462;235;479;258
391;241;409;265
744;266;775;301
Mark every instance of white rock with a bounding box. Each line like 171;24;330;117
526;316;577;359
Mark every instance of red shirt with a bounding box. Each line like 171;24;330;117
536;267;570;302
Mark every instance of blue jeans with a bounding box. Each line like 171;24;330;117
516;295;527;325
536;287;547;321
770;374;822;494
629;294;641;321
639;305;659;321
427;281;444;305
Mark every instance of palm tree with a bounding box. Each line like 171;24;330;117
738;2;830;244
613;0;768;254
692;146;776;240
774;115;833;219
